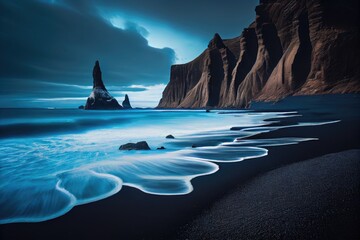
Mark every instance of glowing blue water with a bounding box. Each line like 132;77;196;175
0;109;338;224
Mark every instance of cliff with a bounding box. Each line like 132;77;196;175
157;35;241;108
84;61;122;110
158;0;360;108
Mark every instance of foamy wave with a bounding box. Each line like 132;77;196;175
0;110;340;224
0;155;218;224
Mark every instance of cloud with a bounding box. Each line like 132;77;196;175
33;97;87;102
104;13;205;63
0;0;175;107
23;84;166;108
95;0;259;42
0;0;259;108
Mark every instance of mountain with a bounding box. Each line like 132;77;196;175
158;0;360;108
122;94;132;109
84;61;122;110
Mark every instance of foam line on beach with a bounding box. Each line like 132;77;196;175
222;137;319;147
0;111;341;224
239;120;341;133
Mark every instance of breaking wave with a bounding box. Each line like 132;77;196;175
0;109;339;224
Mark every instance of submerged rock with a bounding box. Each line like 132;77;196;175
157;146;166;150
78;105;84;109
84;61;122;110
122;94;132;109
119;141;151;150
166;135;175;139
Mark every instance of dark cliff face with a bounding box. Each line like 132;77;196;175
158;0;360;108
84;61;122;110
157;35;241;108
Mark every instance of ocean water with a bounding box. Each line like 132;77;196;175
0;108;338;224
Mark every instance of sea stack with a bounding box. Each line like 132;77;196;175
122;94;132;109
84;61;122;110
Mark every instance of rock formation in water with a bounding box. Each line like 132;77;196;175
84;61;122;110
122;94;132;109
158;0;360;108
119;141;151;150
166;134;175;139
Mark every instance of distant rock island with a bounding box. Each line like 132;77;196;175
158;0;359;108
122;94;132;109
84;61;132;110
85;61;122;110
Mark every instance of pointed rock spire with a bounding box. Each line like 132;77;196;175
84;60;122;110
122;94;132;109
208;33;225;49
93;60;106;90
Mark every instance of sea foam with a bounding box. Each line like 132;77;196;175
0;109;339;224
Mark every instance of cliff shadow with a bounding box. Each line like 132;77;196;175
292;12;312;90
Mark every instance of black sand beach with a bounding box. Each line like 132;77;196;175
1;95;359;240
176;150;360;240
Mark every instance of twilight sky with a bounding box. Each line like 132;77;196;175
0;0;258;108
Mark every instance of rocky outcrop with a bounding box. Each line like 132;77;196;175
84;61;122;110
122;94;132;109
157;35;241;108
119;141;151;150
158;0;360;108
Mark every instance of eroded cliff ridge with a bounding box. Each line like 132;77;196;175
158;0;359;108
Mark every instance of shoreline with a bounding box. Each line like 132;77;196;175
1;119;359;239
176;149;360;240
1;94;359;239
